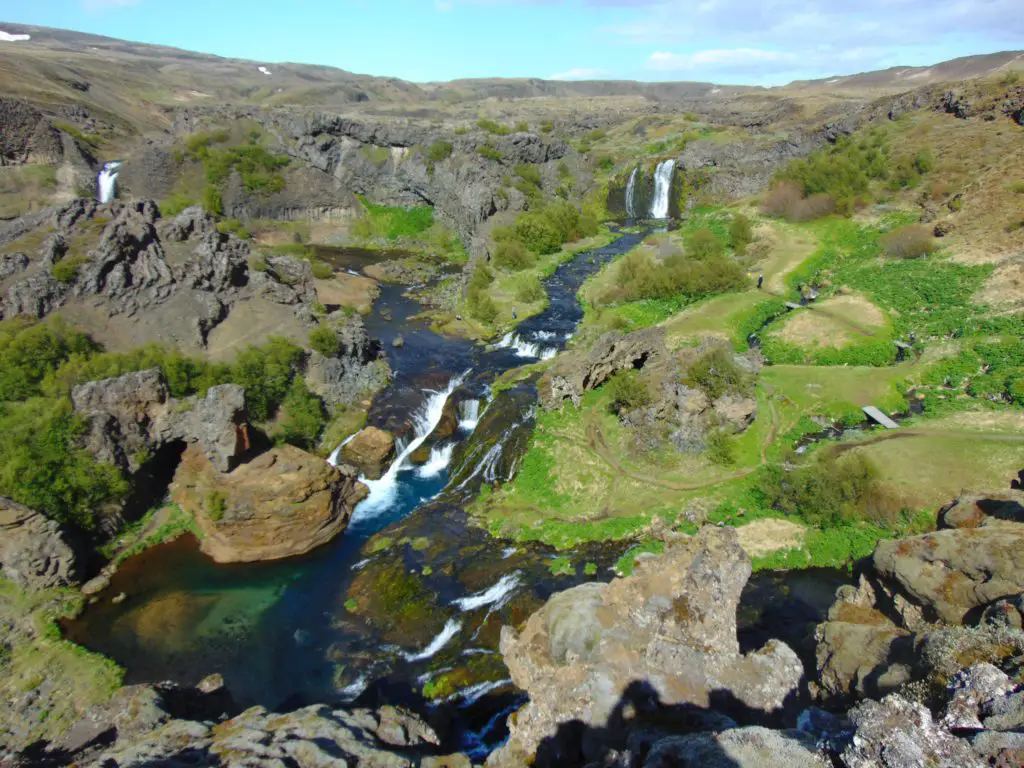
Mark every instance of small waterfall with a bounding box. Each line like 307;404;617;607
489;332;557;360
649;159;676;219
440;678;513;707
96;161;122;204
326;432;357;467
458;399;482;432
403;618;461;662
415;443;455;478
355;371;468;517
451;571;522;611
624;167;638;218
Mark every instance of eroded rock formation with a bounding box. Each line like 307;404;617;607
0;497;81;590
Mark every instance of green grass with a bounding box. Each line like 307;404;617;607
614;540;665;576
549;556;576;576
98;504;201;564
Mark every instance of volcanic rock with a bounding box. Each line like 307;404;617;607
342;426;397;480
0;497;82;590
171;443;367;562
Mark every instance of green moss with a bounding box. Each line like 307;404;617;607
549;556;575;576
583;562;598;576
344;598;359;613
614;540;665;576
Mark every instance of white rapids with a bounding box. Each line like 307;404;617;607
415;443;455;478
403;618;461;662
649;158;675;219
458;398;482;432
489;332;557;360
451;571;522;612
348;371;468;519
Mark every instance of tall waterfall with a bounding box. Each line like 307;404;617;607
649;159;675;219
624;167;638;218
350;371;468;517
96;161;122;204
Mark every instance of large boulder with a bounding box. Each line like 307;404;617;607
491;527;804;766
939;489;1024;529
872;520;1024;624
342;426;396;480
157;384;249;473
171;443;367;563
642;727;828;768
0;498;81;590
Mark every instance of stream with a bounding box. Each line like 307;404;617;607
65;229;852;756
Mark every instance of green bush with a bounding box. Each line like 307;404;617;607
468;265;494;292
467;290;499;323
914;149;934;174
0;397;128;529
611;246;746;304
426;141;453;163
514;274;545;303
514;163;542;187
0;319;99;401
758;452;899;527
478;145;503;162
361;145;389;167
202;185;223;216
687;228;726;261
515;121;528;132
683;346;753;400
477;119;511;136
494;240;536;270
216;218;252;240
50;257;89;285
309;326;340;357
512;212;562;254
205;490;227;522
159;193;198;217
729;213;754;254
278;378;327;448
352;197;434;242
605;370;650;413
202;145;289;195
540;121;554;134
705;429;735;465
230;337;304;422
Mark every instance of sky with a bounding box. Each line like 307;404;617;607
1;0;1021;86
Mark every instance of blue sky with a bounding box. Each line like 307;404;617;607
1;0;1021;85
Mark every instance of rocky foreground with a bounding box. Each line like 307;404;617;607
3;492;1022;767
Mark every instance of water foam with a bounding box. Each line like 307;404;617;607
624;166;639;218
451;571;521;612
458;399;482;432
489;332;556;360
403;618;461;662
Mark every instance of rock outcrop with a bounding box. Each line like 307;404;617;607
341;426;396;480
71;369;248;476
304;316;390;408
541;327;665;408
872;520;1024;625
0;498;81;590
0;97;65;166
491;526;804;766
171;443;367;563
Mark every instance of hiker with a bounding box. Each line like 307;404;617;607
757;274;764;289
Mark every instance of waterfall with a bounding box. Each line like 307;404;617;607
354;371;468;517
489;332;557;360
415;443;455;478
403;618;461;662
624;167;638;218
649;159;676;219
458;399;481;432
96;161;122;204
326;432;357;467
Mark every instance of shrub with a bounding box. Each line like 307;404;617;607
881;224;937;259
205;490;227;522
514;274;545;303
513;163;542;188
454;126;468;136
467;290;499;323
540;121;554;134
515;121;528;132
230;337;304;422
202;185;223;216
278;378;327;448
50;256;89;285
687;228;725;261
776;130;889;214
216;218;252;240
426;141;453;163
494;240;536;270
0;318;98;401
159;193;197;217
914;149;934;174
513;212;562;254
705;429;735;465
729;213;754;254
758;452;900;527
683;347;753;400
309;326;340;357
761;182;836;221
478;145;503;162
361;145;389;167
477;119;511;136
468;265;494;292
605;370;650;413
597;155;614;172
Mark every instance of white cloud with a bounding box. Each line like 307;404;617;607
647;48;791;71
549;67;606;80
83;0;139;11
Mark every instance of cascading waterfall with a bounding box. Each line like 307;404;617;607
489;332;557;360
649;158;675;219
350;371;468;517
624;167;639;218
96;161;122;204
458;399;482;432
403;618;462;662
451;572;522;612
415;443;455;478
